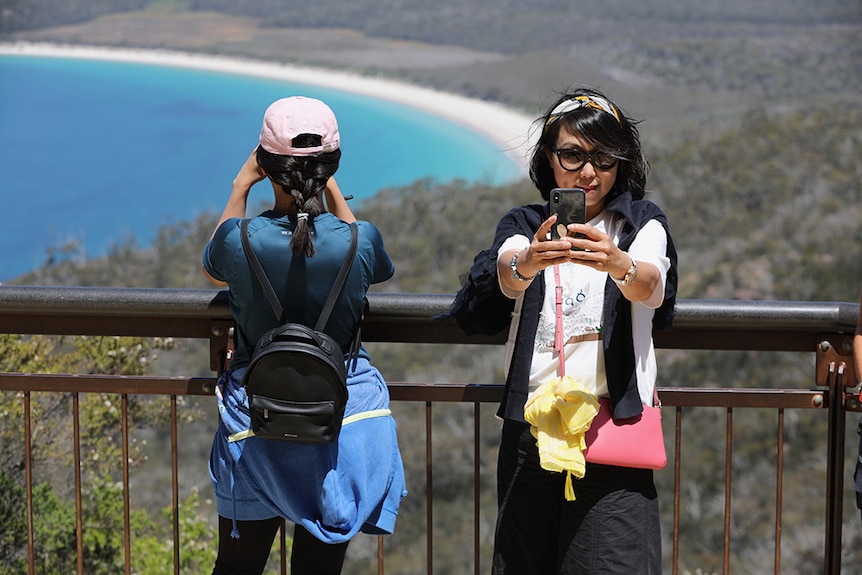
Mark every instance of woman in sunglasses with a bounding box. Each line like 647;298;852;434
451;87;678;573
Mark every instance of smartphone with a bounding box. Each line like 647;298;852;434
550;188;586;244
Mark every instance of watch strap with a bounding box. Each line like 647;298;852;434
612;257;638;286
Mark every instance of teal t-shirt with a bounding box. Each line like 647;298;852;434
203;211;394;366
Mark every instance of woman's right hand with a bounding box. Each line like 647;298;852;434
519;214;580;276
324;176;356;223
497;214;575;295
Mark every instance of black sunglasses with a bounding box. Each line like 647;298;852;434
550;146;621;171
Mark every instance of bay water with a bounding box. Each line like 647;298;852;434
0;55;523;282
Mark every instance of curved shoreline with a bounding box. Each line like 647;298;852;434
0;41;535;174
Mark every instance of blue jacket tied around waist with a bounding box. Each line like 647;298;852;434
210;356;407;543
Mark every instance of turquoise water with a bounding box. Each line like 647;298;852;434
0;55;522;282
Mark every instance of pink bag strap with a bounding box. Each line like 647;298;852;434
553;265;565;377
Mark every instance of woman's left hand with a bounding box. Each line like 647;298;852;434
563;223;630;278
564;223;659;301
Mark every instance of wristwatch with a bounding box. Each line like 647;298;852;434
510;250;536;282
612;258;638;286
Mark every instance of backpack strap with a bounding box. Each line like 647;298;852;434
239;217;359;338
346;297;368;371
314;222;359;332
240;218;285;322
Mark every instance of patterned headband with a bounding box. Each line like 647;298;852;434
545;95;621;127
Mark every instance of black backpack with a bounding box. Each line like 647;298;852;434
237;219;360;443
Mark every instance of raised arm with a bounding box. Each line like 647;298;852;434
324;176;356;223
202;150;267;286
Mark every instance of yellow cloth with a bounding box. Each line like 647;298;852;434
524;375;600;501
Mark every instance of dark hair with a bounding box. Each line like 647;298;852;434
255;134;341;256
529;87;648;203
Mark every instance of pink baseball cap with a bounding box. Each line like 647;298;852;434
258;96;340;156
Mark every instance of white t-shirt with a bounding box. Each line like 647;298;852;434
498;210;670;406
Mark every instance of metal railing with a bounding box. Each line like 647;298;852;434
0;286;859;574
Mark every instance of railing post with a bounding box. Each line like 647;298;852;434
817;334;855;574
208;320;234;376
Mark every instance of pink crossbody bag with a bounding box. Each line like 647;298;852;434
553;265;667;470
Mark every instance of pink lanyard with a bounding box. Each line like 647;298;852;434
554;265;565;377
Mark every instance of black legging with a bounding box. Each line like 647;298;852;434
212;516;350;575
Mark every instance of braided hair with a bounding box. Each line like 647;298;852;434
255;134;341;256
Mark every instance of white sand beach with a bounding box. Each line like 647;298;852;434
0;42;536;174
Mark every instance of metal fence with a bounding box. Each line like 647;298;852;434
0;286;859;574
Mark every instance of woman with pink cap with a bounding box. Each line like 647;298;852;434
203;96;406;575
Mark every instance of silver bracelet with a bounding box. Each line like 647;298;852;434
509;250;535;282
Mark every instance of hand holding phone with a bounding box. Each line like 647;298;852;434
550;188;586;248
